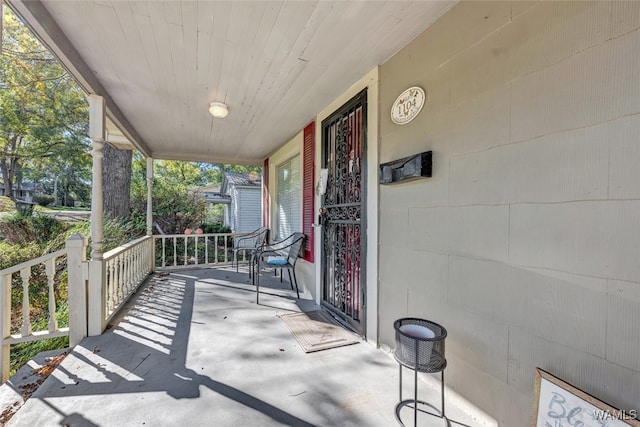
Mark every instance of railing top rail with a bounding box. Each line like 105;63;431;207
103;235;153;260
152;232;238;239
0;248;67;276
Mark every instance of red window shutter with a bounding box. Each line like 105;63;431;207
302;122;315;262
263;158;269;228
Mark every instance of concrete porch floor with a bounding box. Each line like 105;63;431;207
5;267;484;427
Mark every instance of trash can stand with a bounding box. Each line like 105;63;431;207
393;318;449;426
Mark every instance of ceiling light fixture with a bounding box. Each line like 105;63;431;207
209;101;228;118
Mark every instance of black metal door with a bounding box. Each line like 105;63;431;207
320;89;366;334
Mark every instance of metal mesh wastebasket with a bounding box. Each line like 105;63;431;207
393;318;448;426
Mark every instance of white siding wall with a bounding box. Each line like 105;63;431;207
235;187;262;233
379;2;640;425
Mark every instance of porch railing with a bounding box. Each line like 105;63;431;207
104;235;154;319
0;234;87;382
153;233;237;269
0;232;249;381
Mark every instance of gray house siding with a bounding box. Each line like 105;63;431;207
378;2;640;425
234;187;262;233
221;172;262;233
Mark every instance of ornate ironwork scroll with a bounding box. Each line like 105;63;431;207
321;89;367;332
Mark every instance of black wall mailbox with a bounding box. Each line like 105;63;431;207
379;151;432;184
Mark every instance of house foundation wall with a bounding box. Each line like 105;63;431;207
378;1;640;425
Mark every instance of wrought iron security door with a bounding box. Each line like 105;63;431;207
320;89;367;334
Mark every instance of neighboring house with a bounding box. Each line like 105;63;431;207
220;172;262;233
0;182;35;202
196;183;231;223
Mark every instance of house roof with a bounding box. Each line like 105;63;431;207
0;182;35;191
7;0;456;164
222;171;262;189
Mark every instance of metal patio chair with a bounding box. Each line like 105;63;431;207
254;232;305;304
232;227;269;274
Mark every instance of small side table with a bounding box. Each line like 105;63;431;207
393;318;448;426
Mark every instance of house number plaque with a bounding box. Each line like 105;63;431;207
391;86;426;125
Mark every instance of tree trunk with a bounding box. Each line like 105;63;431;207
102;143;132;219
53;176;58;206
0;136;20;200
0;162;10;198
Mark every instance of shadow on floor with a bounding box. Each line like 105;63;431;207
6;268;378;426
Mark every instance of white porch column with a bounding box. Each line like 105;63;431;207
89;95;105;260
88;94;106;336
66;234;88;346
0;275;10;382
146;157;153;236
147;157;155;272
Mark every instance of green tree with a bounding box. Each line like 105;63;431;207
130;156;262;234
0;6;89;202
130;156;207;234
208;162;262;184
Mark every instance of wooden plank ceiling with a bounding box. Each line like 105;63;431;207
9;1;455;164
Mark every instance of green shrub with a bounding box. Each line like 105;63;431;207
45;216;142;255
33;194;55;207
1;212;142;377
0;241;42;270
200;222;231;234
130;182;207;235
0;214;68;246
0;196;15;213
10;304;70;375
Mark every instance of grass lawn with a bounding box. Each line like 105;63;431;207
42;206;90;211
0;197;89;213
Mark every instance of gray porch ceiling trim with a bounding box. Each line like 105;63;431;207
7;0;151;156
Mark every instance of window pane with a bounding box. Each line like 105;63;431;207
276;155;301;240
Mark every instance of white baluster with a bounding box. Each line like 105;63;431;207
20;268;32;337
137;244;142;278
184;236;188;266
161;237;166;267
119;254;126;301
224;236;229;263
140;243;145;278
133;245;138;284
194;236;199;265
142;242;147;275
173;237;177;267
136;244;141;282
147;240;153;273
133;248;138;288
1;273;12;382
113;257;119;309
132;246;137;285
129;250;133;292
125;252;130;297
114;257;120;306
214;237;218;264
46;258;58;332
107;259;114;311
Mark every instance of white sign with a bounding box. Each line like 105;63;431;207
391;86;426;125
533;369;639;427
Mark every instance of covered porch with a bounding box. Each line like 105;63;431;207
1;267;481;426
2;0;640;425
